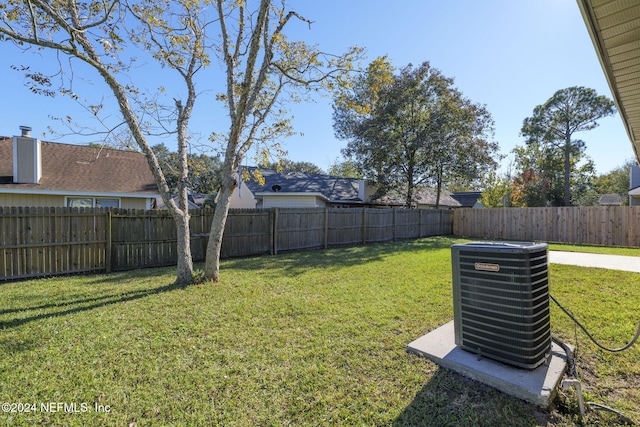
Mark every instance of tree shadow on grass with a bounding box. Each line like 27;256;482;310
224;236;459;277
0;281;183;331
393;368;543;427
0;263;176;288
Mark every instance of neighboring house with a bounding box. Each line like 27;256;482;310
0;127;159;209
599;193;623;206
629;165;640;206
154;194;201;210
451;191;484;208
413;188;462;209
227;167;379;209
372;187;466;209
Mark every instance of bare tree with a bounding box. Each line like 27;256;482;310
1;0;360;283
0;0;207;285
204;0;361;281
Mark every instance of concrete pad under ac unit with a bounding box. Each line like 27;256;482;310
407;321;569;407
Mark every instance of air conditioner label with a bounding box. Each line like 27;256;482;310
474;262;500;272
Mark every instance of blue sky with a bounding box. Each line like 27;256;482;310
0;0;635;175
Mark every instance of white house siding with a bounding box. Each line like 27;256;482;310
261;194;326;209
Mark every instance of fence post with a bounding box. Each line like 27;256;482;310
105;209;112;273
323;208;329;249
362;208;367;244
393;208;397;242
273;207;279;255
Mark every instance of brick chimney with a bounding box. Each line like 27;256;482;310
13;126;42;184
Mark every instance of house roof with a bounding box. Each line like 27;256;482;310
155;194;201;210
577;0;640;163
450;191;482;208
0;137;159;196
375;187;461;208
599;193;623;205
413;188;462;208
243;167;364;203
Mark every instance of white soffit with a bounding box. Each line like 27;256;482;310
577;0;640;163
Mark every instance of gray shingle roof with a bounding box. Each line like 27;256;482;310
242;167;362;203
413;188;461;207
599;193;623;206
450;192;482;208
372;187;460;207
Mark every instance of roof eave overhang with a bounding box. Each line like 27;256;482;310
576;0;640;164
629;187;640;196
255;191;331;202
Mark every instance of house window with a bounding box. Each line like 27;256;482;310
96;198;119;208
67;197;120;208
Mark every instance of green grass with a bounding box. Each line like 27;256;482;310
1;236;638;426
548;243;640;257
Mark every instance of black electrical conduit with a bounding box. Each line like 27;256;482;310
550;293;639;425
550;293;640;352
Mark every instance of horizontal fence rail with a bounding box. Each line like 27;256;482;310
0;207;453;281
453;206;640;247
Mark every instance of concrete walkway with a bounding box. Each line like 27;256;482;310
549;251;640;273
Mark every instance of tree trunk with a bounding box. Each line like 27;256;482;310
405;185;414;208
405;158;415;208
204;173;237;282
175;211;193;285
204;188;232;282
563;141;571;206
435;168;443;209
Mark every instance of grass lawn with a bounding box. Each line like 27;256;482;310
1;236;639;426
548;243;640;257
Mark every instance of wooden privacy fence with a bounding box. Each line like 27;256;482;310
0;207;109;281
454;206;640;247
0;206;453;281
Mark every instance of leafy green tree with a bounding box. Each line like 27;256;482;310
153;144;223;195
333;58;499;208
592;160;636;205
264;160;324;174
511;141;596;206
428;92;499;207
327;158;363;178
479;171;511;208
521;86;615;206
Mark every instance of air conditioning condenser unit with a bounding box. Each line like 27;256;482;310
451;242;551;369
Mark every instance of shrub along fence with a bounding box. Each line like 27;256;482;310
0;206;453;281
454;206;640;247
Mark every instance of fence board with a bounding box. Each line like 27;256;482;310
276;208;325;252
366;209;394;243
222;209;272;258
327;209;364;246
0;206;107;280
453;206;640;247
1;206;454;280
395;209;419;240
